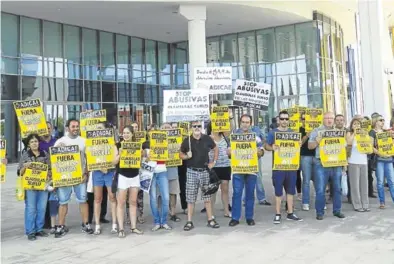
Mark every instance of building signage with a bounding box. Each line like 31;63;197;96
193;67;233;94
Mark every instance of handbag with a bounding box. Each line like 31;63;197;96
111;172;119;194
201;168;221;195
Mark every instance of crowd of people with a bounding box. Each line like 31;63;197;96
7;107;394;241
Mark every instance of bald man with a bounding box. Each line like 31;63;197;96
308;112;345;221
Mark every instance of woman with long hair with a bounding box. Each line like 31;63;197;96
346;118;370;212
113;126;143;237
369;115;394;209
18;133;51;241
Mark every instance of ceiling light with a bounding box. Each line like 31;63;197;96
217;23;222;26
57;8;61;11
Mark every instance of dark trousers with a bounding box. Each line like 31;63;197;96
296;170;302;194
88;188;108;224
44;193;51;228
178;163;187;210
368;163;374;196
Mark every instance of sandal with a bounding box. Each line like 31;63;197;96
111;227;118;234
131;228;143;235
151;225;161;232
118;230;126;238
161;224;172;230
183;221;194;231
170;215;181;222
207;219;220;229
137;216;145;224
224;213;232;218
379;204;385;209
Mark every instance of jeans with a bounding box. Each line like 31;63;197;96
376;161;394;204
149;171;169;225
24;190;48;235
301;156;317;205
243;158;266;202
232;174;257;221
315;160;342;216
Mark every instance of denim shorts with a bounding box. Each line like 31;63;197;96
57;182;87;205
272;171;297;197
92;170;114;187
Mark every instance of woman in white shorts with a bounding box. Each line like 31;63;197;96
113;126;143;237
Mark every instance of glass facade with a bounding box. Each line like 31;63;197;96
0;12;346;162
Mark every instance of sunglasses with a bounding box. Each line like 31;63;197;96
379;119;385;122
192;125;202;128
279;118;289;121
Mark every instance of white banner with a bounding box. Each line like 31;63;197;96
163;89;210;122
193;67;233;94
233;79;271;111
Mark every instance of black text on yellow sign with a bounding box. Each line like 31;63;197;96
86;129;115;171
13;99;48;138
120;142;142;169
286;108;300;132
79;110;107;138
360;120;371;132
149;131;169;161
179;122;190;137
166;129;182;167
376;132;394;156
230;133;258;174
305;108;323;133
211;106;230;132
22;162;48;190
355;129;373;154
134;131;147;143
273;132;301;171
50;145;83;187
0;139;5;183
319;130;348;167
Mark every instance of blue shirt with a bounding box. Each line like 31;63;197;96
39;137;57;153
308;125;332;159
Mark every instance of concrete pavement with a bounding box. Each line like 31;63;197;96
1;154;394;264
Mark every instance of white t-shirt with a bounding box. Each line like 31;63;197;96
54;135;87;171
348;139;368;165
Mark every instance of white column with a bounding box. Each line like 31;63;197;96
179;5;207;89
358;0;393;122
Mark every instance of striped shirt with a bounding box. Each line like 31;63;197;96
209;137;231;168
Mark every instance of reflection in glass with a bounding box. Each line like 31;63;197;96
65;79;83;102
44;78;64;101
1;13;19;57
1;101;19;162
100;32;115;81
21;76;43;100
102;82;117;102
118;82;137;103
64;25;81;63
295;22;318;59
84;80;100;102
277;75;297;96
102;103;118;126
220;34;238;66
1;74;19;100
207;37;220;66
45;104;64;135
1;57;18;75
21;17;41;57
131;37;144;78
66;104;82;120
83;29;99;66
43;21;62;60
256;28;275;63
275;25;296;61
116;34;130;82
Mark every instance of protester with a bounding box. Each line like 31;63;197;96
265;110;303;224
54;119;92;237
180;120;219;231
369;115;394;209
113;126;143;237
229;114;263;227
308;112;345;220
18;133;51;241
346;117;370;212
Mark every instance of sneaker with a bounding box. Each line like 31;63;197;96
35;231;49;237
54;226;66;238
273;214;281;224
229;219;239;227
27;234;36;241
287;213;303;222
151;225;161;231
246;219;255;226
82;223;94;234
49;226;57;235
201;208;207;213
161;224;172;230
302;204;310;211
333;212;345;219
259;200;271;206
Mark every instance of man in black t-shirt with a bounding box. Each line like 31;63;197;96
180;120;219;231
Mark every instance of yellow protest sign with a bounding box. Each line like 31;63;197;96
13;99;48;138
319;130;348;167
287;108;300;132
80;110;107;138
273;132;301;170
134;131;147;143
120;142;142;169
305;108;323;133
297;106;307;117
230;133;258;174
211;106;230;132
376;132;394;156
22;162;48;190
50;145;83;187
149;131;169;161
0;139;5;183
179;122;190;137
360;119;371;132
355;129;373;154
166;129;182;167
85;129;115;171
